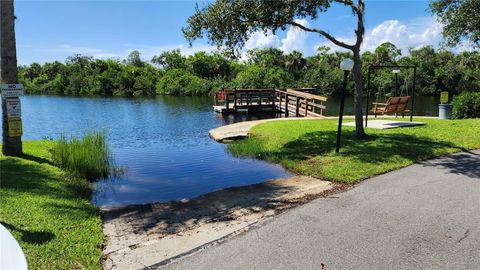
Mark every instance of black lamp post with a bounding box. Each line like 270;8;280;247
393;68;400;96
392;68;400;117
336;58;354;153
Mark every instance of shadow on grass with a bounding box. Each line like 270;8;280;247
1;221;55;244
1;156;99;221
21;153;52;165
275;130;464;165
103;180;299;236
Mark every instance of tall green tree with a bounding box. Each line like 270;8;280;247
1;0;22;156
430;0;480;48
183;0;367;137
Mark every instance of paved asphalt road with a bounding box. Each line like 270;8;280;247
161;150;480;270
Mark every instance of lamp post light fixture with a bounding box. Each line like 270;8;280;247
336;58;354;153
392;68;400;96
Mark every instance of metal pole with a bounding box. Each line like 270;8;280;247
365;67;371;127
410;67;416;122
395;72;399;118
336;71;349;153
395;73;399;96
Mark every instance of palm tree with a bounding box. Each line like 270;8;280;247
284;51;306;80
1;0;22;156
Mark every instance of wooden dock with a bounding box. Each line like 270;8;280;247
213;88;327;117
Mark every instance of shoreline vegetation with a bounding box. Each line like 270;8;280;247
0;141;103;270
50;130;118;182
19;43;480;98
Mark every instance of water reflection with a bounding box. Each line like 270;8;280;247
20;95;292;208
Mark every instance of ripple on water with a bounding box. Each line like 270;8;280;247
21;95;292;208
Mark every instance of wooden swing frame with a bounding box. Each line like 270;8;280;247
365;64;417;127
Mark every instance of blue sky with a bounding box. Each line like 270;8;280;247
15;0;446;65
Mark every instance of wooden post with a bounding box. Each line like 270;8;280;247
278;91;282;112
285;94;289;117
295;97;300;117
271;88;276;110
304;99;309;117
233;88;237;112
226;92;229;110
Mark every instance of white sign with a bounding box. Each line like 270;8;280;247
6;98;21;118
1;84;24;97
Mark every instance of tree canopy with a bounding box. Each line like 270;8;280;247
430;0;480;48
18;44;480;97
183;0;363;54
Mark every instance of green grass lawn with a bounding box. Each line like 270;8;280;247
228;118;480;183
0;140;103;270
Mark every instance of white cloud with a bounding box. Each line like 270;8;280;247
244;30;280;50
124;43;217;61
280;19;310;53
314;17;445;54
39;44;121;59
242;19;311;56
38;43;217;62
362;17;442;53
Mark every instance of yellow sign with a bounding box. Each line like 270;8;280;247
440;91;449;104
7;117;22;137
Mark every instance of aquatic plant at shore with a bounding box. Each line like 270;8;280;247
50;130;114;181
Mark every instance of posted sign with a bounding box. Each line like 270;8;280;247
440;91;449;104
7;117;22;137
1;84;24;97
6;98;21;118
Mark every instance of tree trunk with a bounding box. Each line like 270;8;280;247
352;47;366;138
1;0;22;156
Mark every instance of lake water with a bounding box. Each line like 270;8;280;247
17;94;439;208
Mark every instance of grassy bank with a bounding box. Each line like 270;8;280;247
0;141;103;269
229;118;480;183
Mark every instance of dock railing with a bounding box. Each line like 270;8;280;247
275;88;327;117
214;87;327;117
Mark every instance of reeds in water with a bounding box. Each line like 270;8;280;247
50;130;113;181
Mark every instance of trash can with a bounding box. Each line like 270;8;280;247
438;104;452;119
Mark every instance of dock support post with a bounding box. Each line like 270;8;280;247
285;94;289;117
233;88;237;112
271;87;276;111
304;99;309;117
295;97;300;117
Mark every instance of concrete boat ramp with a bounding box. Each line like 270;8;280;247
209;117;321;142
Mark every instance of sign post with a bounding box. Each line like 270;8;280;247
440;91;449;104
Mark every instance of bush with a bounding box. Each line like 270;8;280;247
50;130;113;181
156;68;209;95
452;92;480;119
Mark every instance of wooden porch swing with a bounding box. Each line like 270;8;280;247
371;96;411;116
365;65;417;125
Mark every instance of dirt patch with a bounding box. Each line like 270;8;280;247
102;176;346;269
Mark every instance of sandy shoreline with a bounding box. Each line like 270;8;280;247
102;175;347;269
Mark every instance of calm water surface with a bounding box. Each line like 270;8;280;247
21;95;291;208
19;95;439;208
